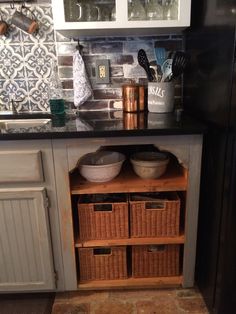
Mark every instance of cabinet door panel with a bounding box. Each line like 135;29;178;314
0;150;44;183
0;188;55;292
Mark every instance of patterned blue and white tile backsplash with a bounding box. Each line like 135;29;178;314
0;2;56;111
0;1;183;112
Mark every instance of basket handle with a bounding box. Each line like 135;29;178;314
93;248;112;255
94;204;112;212
145;201;166;211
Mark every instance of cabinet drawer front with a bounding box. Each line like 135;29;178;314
0;150;44;183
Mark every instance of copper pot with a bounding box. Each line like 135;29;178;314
122;84;145;112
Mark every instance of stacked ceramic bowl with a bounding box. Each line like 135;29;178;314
130;151;169;179
78;151;125;182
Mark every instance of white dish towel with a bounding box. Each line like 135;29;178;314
73;49;93;108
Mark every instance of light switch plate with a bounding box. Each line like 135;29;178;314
95;59;110;84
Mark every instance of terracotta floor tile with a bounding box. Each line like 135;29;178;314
136;300;184;314
177;297;209;313
92;300;134;314
64;291;109;304
136;300;158;314
52;302;90;314
176;288;203;298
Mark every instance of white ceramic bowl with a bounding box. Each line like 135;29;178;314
78;151;125;182
130;151;169;179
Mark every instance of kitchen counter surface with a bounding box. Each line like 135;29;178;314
0;111;207;140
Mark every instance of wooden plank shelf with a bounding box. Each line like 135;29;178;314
75;234;185;248
78;276;183;290
70;161;188;195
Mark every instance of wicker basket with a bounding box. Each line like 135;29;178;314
130;192;180;237
132;244;180;278
78;246;128;281
78;194;129;240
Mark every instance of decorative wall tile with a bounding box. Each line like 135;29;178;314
0;4;55;111
23;43;56;79
0;79;28;110
28;79;50;111
0;45;25;79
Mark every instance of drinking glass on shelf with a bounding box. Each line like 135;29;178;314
97;5;110;21
145;0;163;20
111;5;116;20
64;0;78;22
76;1;100;22
162;0;178;20
128;0;146;21
162;0;171;20
170;0;179;20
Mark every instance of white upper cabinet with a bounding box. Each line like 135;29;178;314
52;0;191;36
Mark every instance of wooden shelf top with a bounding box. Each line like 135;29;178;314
70;161;187;195
78;276;183;290
75;234;185;248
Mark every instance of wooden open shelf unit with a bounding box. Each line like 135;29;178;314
70;161;188;195
70;157;187;290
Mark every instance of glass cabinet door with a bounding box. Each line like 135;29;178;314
64;0;116;22
127;0;179;21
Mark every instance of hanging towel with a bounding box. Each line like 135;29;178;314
73;49;93;107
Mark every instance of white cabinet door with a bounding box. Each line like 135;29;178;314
52;0;191;36
0;188;55;292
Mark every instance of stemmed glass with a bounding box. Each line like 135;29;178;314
161;0;179;20
146;0;163;20
128;0;146;21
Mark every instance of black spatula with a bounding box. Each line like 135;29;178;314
138;49;155;82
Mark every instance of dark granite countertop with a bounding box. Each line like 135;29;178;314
0;111;207;140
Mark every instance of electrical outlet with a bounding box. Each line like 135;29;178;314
95;59;110;84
